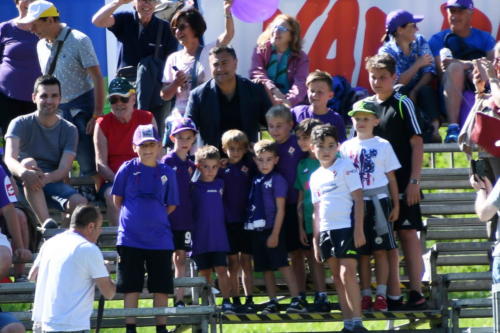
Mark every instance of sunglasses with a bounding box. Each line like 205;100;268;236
109;96;130;104
273;25;290;33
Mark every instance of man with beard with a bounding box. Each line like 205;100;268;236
185;45;272;149
4;75;87;229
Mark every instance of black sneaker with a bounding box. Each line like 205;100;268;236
387;297;405;311
340;328;353;333
261;300;279;314
313;292;330;312
405;290;427;310
286;297;307;313
42;218;58;229
352;326;369;332
237;300;257;313
221;300;235;314
174;300;185;308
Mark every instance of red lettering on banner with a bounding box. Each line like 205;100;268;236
439;4;492;33
296;0;330;36
303;0;359;80
357;6;386;91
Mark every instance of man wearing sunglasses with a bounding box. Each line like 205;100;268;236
94;77;157;226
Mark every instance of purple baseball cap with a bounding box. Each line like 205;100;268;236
170;118;198;136
133;124;160;146
386;9;424;34
446;0;474;10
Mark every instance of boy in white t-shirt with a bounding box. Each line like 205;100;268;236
309;124;367;333
340;100;401;312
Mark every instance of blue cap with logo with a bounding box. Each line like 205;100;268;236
446;0;474;10
386;9;424;34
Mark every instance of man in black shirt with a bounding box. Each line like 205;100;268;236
186;45;271;148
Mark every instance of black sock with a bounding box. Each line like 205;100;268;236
246;295;253;303
156;324;167;333
126;324;136;333
223;297;231;304
232;297;241;306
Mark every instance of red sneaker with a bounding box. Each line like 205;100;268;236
361;295;373;311
373;295;388;312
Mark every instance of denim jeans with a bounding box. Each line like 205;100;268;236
59;89;96;176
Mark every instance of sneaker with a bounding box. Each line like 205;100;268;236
387;297;405;311
237;300;257;313
352;326;369;332
221;300;235;314
261;300;279;314
361;295;373;312
444;124;459;143
15;275;29;283
340;328;353;333
406;290;427;310
373;295;388;312
313;293;330;312
42;218;58;230
286;298;307;313
174;300;185;308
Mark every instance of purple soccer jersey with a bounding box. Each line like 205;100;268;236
249;171;288;229
161;152;195;231
217;157;254;224
112;158;179;250
0;165;16;209
291;105;347;142
191;178;230;255
276;135;307;204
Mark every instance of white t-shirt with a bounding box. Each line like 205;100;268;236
161;42;213;117
340;136;401;198
310;157;362;231
31;230;108;332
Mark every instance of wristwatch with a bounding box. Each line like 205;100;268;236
410;178;420;185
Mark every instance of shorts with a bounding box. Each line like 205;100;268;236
16;179;79;212
283;204;307;252
173;230;192;251
319;228;358;261
0;312;21;330
358;198;398;255
193;252;227;270
252;229;289;272
226;223;252;255
116;246;173;294
96;181;113;201
0;233;11;253
393;199;423;231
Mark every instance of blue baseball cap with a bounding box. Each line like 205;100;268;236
446;0;474;10
386;9;424;34
133;124;160;146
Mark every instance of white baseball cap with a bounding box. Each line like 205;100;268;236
18;0;59;24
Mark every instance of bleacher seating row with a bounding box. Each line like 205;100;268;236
1;143;494;332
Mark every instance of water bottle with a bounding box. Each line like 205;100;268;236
440;48;453;62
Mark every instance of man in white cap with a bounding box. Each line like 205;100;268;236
20;0;105;189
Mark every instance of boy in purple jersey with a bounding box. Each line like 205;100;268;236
161;118;197;308
247;140;305;314
265;105;309;304
218;130;256;313
291;70;347;142
192;145;234;313
112;125;179;333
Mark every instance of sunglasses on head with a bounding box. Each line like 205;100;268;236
109;96;130;104
274;25;290;33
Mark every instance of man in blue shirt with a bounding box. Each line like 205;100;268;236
428;0;495;143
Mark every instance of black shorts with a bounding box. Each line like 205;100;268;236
393;199;423;231
252;228;289;272
319;228;359;261
116;246;173;294
226;223;252;255
357;198;398;255
193;252;228;270
283;204;308;252
173;230;192;251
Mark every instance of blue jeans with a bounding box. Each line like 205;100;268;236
493;256;500;284
59;89;96;177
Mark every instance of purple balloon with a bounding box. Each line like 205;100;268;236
231;0;280;23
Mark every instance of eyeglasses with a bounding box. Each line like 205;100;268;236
273;25;290;33
175;23;189;31
109;96;130;104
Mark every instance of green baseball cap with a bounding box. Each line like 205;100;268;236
108;77;135;97
348;100;380;117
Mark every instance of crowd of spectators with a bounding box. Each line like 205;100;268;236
0;0;498;332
